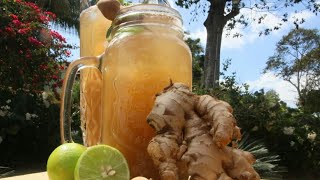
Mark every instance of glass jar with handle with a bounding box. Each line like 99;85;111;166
61;3;192;179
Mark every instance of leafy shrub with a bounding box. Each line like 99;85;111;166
193;60;320;178
0;86;82;172
0;87;61;168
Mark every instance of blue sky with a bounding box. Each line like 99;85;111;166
56;0;320;107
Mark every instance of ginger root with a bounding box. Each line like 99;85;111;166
146;83;260;180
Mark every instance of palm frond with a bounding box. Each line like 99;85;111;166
0;166;14;178
238;132;288;180
29;0;81;30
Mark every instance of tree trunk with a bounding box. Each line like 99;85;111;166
203;16;224;88
202;0;240;88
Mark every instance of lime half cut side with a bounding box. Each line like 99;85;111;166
74;145;130;180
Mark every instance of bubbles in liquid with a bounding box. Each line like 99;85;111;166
101;29;191;178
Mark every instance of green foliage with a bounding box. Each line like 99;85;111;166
238;133;287;179
185;37;204;86
264;28;320;111
302;89;320;114
264;110;320;177
176;0;319;89
193;59;320;178
0;87;83;173
0;166;14;178
0;87;61;168
176;0;319;36
70;80;83;144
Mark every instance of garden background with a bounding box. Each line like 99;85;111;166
0;0;319;179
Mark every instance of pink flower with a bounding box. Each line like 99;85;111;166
18;28;30;35
44;11;56;20
52;75;58;80
39;14;49;23
40;64;48;70
50;30;66;43
26;52;32;59
28;37;43;46
12;20;22;27
5;27;14;34
9;14;18;20
24;2;39;11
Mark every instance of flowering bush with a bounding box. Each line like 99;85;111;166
0;0;73;92
265;111;320;177
0;0;80;171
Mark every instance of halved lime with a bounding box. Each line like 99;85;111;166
74;144;130;180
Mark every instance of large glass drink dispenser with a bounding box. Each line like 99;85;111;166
80;0;112;146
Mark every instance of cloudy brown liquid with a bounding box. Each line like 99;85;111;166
80;5;111;146
101;28;192;178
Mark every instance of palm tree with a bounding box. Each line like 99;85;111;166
27;0;95;30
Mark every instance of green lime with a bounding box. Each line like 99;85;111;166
74;144;130;180
47;143;87;180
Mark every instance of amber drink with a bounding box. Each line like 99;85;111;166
61;4;192;179
80;4;111;146
100;6;192;178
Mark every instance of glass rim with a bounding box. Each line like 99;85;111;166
113;4;183;25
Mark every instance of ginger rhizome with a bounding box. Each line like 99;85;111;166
146;83;260;180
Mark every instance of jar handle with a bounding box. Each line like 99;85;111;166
60;55;102;143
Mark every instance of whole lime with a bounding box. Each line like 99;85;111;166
47;143;86;180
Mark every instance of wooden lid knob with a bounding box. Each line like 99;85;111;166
97;0;121;21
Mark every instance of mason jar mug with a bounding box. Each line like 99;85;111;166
60;4;192;178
